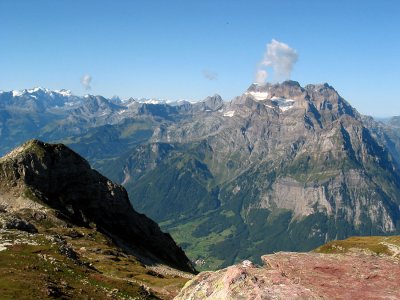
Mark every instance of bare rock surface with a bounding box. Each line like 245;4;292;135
175;252;400;299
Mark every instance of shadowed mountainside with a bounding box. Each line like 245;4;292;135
0;140;195;299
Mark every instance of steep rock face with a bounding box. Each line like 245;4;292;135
0;139;195;273
120;81;400;269
192;94;224;112
362;114;400;168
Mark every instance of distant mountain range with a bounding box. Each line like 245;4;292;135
0;87;223;155
1;82;400;270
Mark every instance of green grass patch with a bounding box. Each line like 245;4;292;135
314;235;400;256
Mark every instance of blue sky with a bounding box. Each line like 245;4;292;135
1;0;399;116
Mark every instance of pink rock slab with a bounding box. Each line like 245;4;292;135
175;252;400;299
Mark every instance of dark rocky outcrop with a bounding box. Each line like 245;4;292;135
0;139;195;273
1;216;38;233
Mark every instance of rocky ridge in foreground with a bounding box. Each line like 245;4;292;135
175;236;400;299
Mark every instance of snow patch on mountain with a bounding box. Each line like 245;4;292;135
27;87;47;93
223;110;235;117
10;87;74;98
247;91;269;101
55;89;72;97
271;96;295;112
141;99;166;105
12;90;24;97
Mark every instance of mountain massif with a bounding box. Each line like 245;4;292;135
0;140;195;299
120;81;400;269
1;82;400;270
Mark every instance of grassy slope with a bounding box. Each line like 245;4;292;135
314;235;400;257
0;207;191;300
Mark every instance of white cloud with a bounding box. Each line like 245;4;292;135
203;69;218;80
255;70;268;84
81;74;92;90
255;39;298;83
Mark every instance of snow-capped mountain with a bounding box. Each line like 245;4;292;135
1;87;198;112
0;87;82;112
0;87;223;155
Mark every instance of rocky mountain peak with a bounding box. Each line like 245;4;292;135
281;80;301;87
202;94;223;111
0;139;195;273
244;81;308;103
239;81;351;117
305;82;333;91
267;80;306;102
246;82;269;92
247;80;301;92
